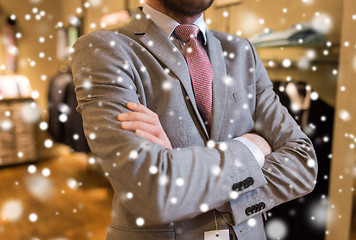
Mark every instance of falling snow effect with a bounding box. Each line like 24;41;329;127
1;200;23;222
266;219;288;239
0;0;354;239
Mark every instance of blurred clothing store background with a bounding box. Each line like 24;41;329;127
0;0;355;239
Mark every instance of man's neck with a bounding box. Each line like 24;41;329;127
145;0;202;24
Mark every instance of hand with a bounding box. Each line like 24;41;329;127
118;102;172;150
240;133;272;156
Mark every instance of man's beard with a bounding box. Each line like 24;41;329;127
158;0;214;16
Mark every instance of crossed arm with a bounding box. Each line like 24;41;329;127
73;31;317;226
118;101;272;157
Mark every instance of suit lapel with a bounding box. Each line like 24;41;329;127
207;30;228;141
130;9;209;139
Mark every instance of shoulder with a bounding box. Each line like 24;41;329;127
72;26;143;61
210;30;258;64
73;28;132;47
210;30;252;48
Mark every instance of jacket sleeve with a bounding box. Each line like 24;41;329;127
228;40;318;225
71;31;268;226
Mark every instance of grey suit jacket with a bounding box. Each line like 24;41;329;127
72;8;317;240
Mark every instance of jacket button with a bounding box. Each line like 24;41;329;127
243;179;250;188
237;182;245;190
251;205;258;214
232;182;245;191
247;177;254;186
245;207;252;216
260;202;265;210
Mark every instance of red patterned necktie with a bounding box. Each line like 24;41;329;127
174;24;214;129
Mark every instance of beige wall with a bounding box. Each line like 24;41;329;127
326;0;356;238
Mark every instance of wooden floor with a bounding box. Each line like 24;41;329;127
0;149;113;240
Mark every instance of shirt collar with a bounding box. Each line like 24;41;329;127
142;2;207;44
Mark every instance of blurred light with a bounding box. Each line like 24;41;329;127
339;110;351;122
310;92;319;101
89;0;103;7
42;168;51;177
200;203;209;212
308;199;328;228
29;213;38;222
282;59;292;68
306;49;317;59
24;175;54;201
67;178;79;190
136;217;144;226
69;15;80;27
1;120;13;131
28;165;37;174
44;139;53;148
20;102;41;123
302;0;314;4
1;200;23;222
297;58;310;70
266;219;288;239
57;21;64;28
311;13;333;34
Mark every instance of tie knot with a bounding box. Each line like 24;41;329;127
174;24;199;42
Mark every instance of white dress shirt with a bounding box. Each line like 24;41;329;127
142;2;265;168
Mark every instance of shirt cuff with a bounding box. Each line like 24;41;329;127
234;137;265;168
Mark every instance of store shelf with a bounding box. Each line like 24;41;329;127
255;44;340;69
0;99;38;166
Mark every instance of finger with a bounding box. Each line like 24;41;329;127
126;102;156;117
135;129;165;148
118;112;156;125
121;121;160;137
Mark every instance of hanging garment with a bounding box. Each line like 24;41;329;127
48;71;90;152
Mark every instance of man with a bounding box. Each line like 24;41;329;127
71;0;317;239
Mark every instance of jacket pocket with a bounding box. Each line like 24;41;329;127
232;85;254;102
